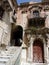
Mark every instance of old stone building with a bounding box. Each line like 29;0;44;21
0;0;49;65
0;0;17;46
14;1;49;65
0;0;22;65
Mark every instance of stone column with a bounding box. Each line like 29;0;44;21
30;37;34;62
43;39;47;62
27;36;34;62
47;39;49;63
27;46;31;62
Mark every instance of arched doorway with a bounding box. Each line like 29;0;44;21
33;38;44;63
11;25;23;46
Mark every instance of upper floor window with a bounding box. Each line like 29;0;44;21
33;10;39;17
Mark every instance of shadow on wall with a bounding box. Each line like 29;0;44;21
11;25;23;46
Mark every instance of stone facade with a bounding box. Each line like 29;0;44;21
16;1;49;64
0;1;22;65
0;11;11;45
0;0;17;46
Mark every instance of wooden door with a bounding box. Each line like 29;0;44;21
33;46;43;63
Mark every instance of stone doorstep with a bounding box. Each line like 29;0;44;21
31;63;47;65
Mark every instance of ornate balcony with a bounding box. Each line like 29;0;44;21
25;27;49;36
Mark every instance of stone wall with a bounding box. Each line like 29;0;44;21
16;8;28;30
16;3;49;63
0;11;11;46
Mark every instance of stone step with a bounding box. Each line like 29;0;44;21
31;63;46;65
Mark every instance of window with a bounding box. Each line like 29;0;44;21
33;10;39;17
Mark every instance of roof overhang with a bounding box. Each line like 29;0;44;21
18;1;49;7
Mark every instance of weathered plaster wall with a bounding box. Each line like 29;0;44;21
16;8;28;30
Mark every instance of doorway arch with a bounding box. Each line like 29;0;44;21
33;38;44;63
11;25;23;46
